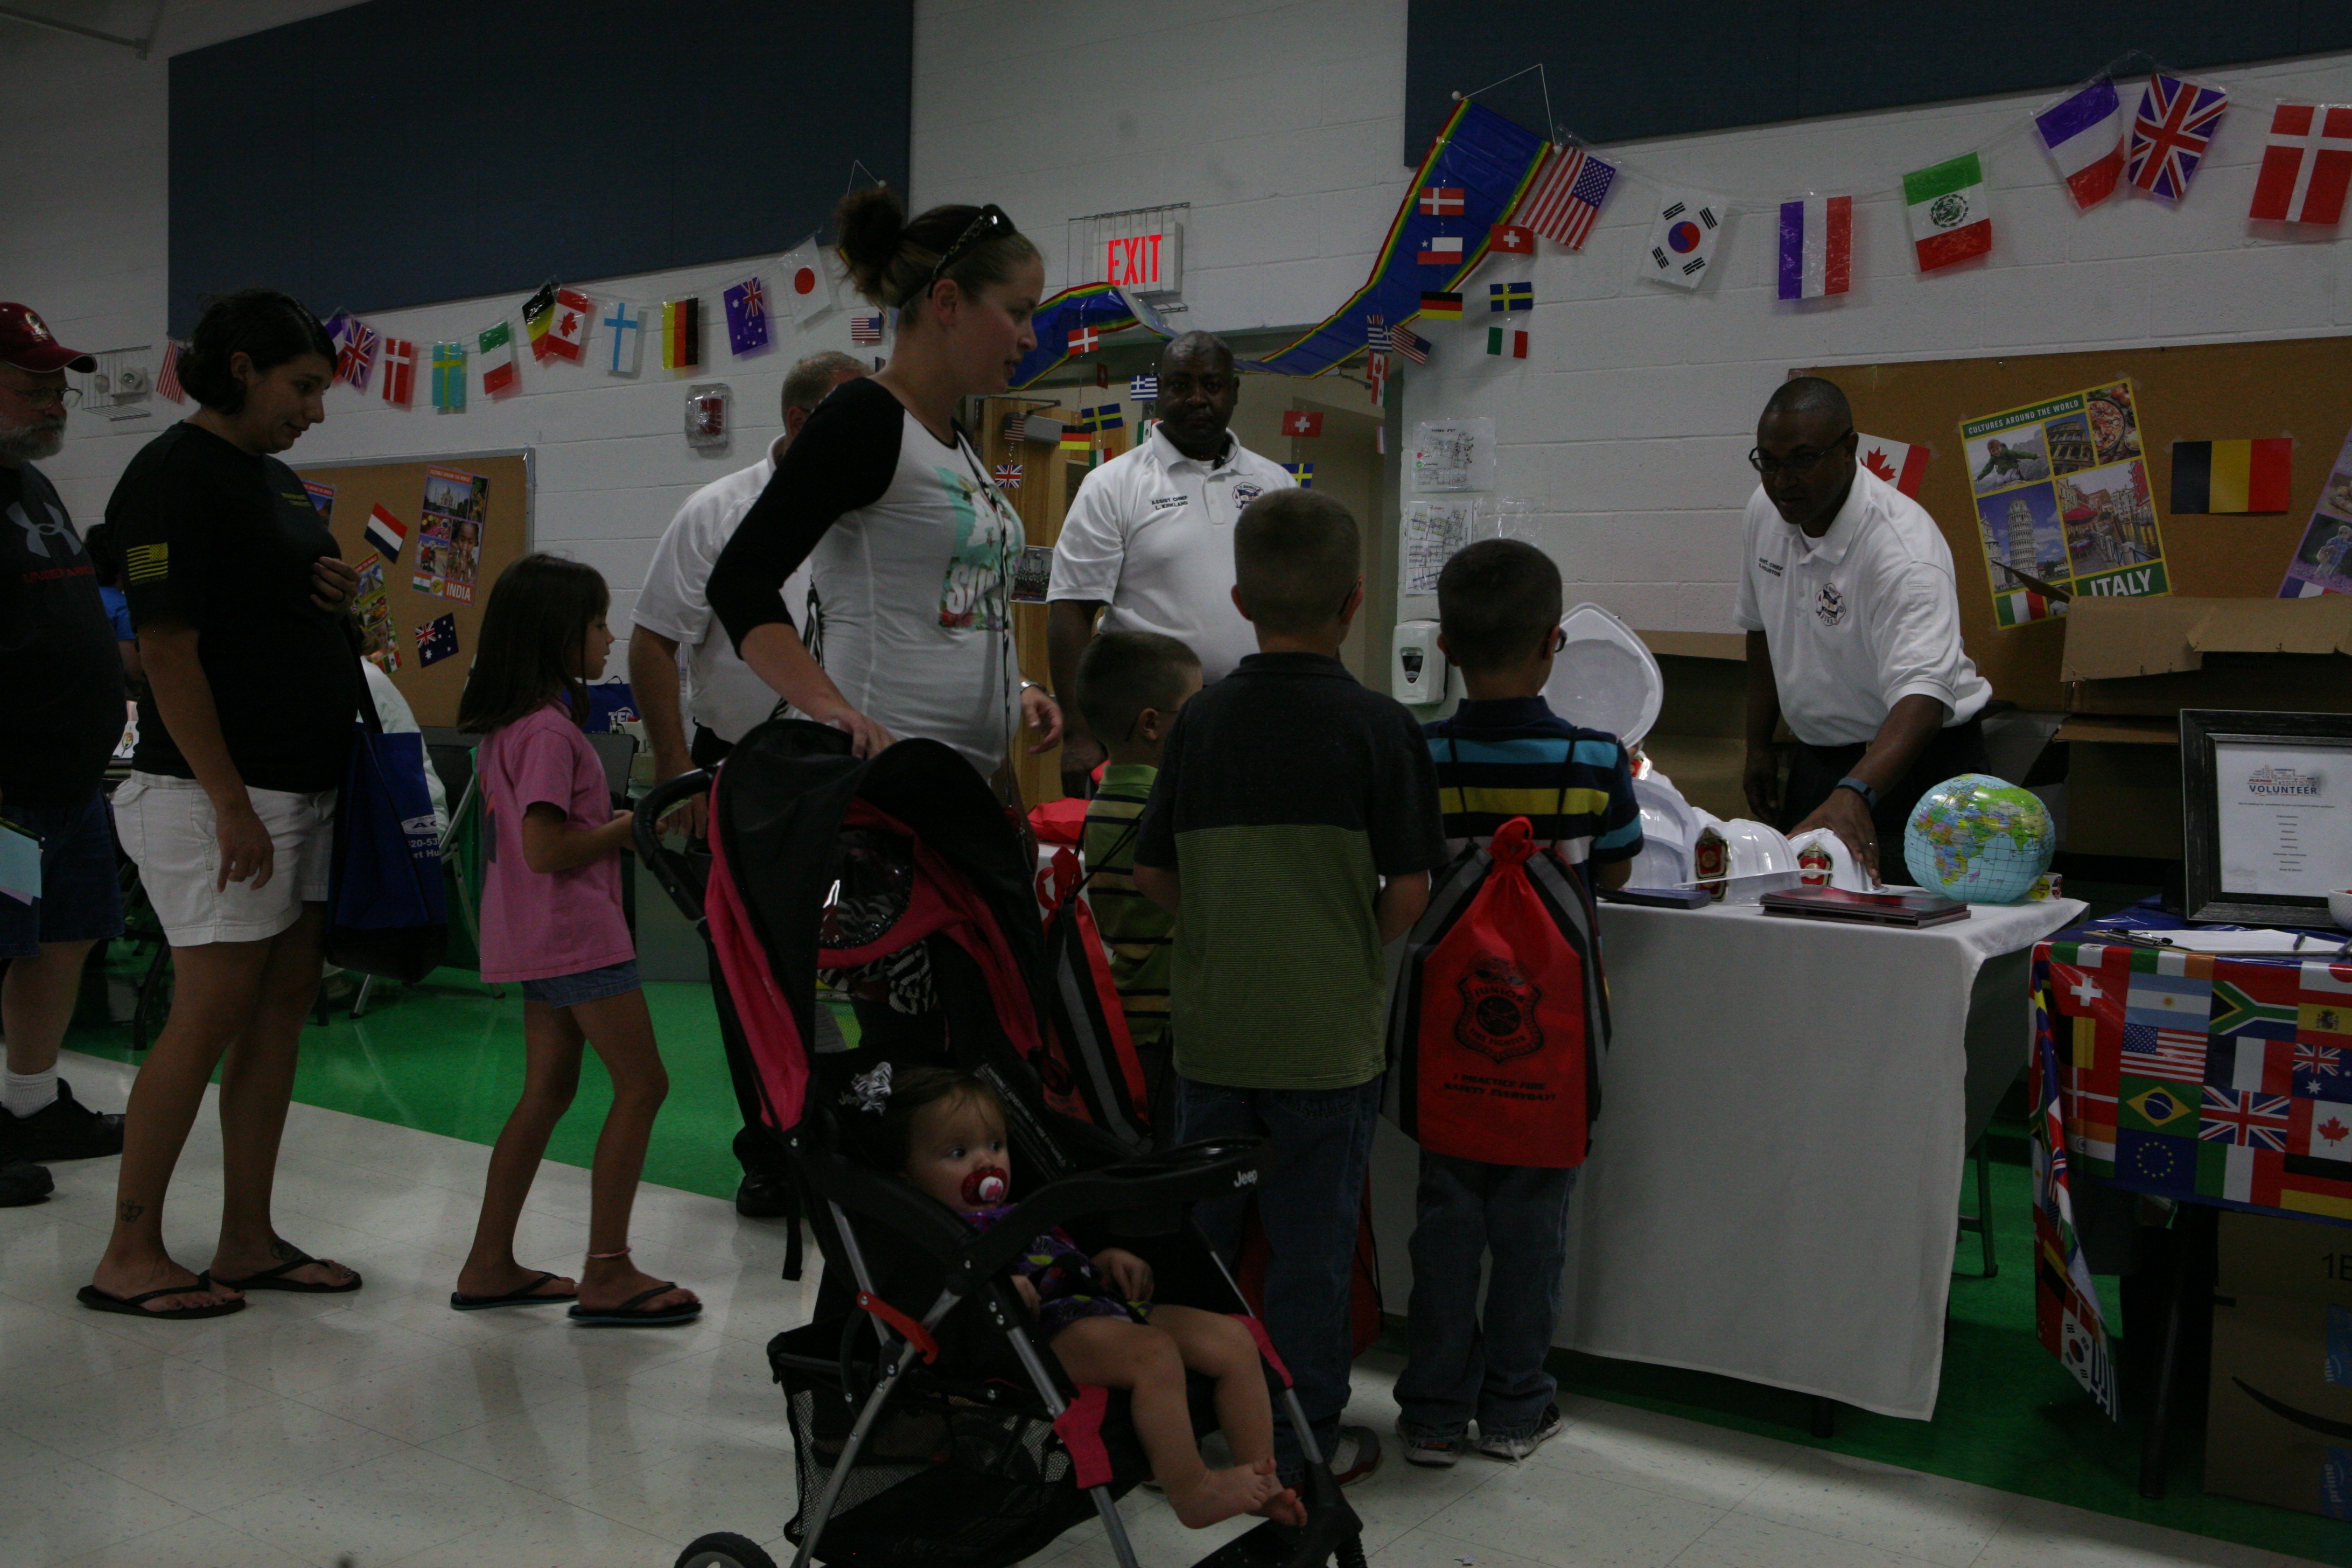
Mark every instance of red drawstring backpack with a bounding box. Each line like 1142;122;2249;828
1385;816;1609;1167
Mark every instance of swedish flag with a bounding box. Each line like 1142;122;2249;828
1489;281;1534;313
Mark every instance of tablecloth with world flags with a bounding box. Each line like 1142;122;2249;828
2027;902;2352;1418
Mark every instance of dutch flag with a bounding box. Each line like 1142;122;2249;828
365;503;407;562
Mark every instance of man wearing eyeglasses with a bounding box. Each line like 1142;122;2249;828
0;304;129;1206
1047;331;1296;799
1735;376;1991;882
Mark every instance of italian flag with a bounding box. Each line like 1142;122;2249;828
478;319;518;396
1903;153;1992;272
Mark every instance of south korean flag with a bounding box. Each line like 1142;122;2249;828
1640;190;1726;291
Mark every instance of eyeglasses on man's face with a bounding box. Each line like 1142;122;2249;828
0;379;79;410
1748;429;1852;477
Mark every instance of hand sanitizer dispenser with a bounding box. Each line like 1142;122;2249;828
1392;619;1447;704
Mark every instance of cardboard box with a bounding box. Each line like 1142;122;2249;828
2204;1290;2352;1518
2221;1212;2352;1308
2061;596;2352;717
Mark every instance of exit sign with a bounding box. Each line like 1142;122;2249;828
1100;226;1182;296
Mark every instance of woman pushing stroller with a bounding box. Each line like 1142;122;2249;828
847;1063;1306;1530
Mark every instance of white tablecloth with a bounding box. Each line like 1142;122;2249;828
1369;896;2086;1420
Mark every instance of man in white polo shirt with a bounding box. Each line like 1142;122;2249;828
1737;376;1992;881
1048;331;1293;797
626;348;863;1218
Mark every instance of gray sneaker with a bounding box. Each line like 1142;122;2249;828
1475;1405;1564;1461
1396;1417;1460;1467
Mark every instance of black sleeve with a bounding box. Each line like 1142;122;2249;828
110;445;212;630
709;377;906;653
1367;700;1448;878
1132;705;1189;870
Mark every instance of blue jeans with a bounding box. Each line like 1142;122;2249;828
1394;1151;1578;1443
0;791;125;960
1175;1074;1381;1476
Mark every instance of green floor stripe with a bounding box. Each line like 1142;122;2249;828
62;953;2352;1564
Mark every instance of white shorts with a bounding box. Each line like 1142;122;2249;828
114;772;337;946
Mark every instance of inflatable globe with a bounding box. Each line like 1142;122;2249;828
1902;773;2055;904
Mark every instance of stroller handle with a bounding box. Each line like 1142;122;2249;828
947;1137;1269;1292
633;768;714;925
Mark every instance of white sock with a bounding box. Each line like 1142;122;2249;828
2;1068;59;1119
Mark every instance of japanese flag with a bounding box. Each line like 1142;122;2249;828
778;237;838;323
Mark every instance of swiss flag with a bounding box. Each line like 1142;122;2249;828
1490;223;1535;253
1067;326;1100;356
1857;433;1930;499
1283;410;1324;438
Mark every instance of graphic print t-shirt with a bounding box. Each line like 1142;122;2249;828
0;463;124;807
706;377;1026;773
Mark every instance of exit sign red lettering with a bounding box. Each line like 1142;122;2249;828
1099;226;1183;295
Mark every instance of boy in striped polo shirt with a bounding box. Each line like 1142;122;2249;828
1396;538;1640;1468
1074;629;1201;1101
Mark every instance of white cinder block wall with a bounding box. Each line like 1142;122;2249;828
11;0;2352;640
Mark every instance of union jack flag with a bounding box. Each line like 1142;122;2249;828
2199;1086;2291;1150
1365;314;1390;352
1390;322;1429;366
2127;74;2229;202
993;463;1022;491
334;317;379;391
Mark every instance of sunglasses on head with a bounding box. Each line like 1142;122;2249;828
926;205;1016;296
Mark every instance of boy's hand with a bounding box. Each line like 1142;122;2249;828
1011;1276;1042;1318
1094;1248;1153;1301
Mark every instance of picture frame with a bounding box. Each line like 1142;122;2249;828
2179;708;2352;925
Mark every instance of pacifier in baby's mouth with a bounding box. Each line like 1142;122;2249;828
961;1166;1010;1206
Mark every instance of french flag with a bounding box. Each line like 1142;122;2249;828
2036;78;2125;210
1776;195;1851;300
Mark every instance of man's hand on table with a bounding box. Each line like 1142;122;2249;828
1790;784;1881;884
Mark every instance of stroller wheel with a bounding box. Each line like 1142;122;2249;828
675;1532;779;1568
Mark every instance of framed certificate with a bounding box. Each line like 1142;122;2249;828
2180;709;2352;924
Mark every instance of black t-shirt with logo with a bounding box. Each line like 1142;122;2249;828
109;422;358;793
0;461;125;808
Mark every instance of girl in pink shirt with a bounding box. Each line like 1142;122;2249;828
452;554;698;1326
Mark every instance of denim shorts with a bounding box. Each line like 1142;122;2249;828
520;958;641;1007
0;790;127;960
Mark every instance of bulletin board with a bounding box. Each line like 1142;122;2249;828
291;450;533;727
1801;336;2352;712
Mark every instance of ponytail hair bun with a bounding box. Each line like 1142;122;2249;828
829;189;1040;311
834;186;911;304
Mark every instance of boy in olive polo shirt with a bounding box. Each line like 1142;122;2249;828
1133;490;1447;1486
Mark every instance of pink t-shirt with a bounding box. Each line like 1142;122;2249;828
476;704;635;983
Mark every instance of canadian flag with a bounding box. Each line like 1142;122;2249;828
544;289;592;363
1857;433;1929;498
1283;410;1324;437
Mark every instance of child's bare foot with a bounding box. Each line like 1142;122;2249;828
1249;1466;1306;1528
1165;1459;1283;1529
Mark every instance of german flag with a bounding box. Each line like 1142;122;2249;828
661;298;700;371
1419;291;1464;321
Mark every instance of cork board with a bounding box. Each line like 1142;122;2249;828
291;450;533;726
1799;337;2352;712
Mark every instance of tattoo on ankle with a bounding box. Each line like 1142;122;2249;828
270;1238;298;1261
118;1202;146;1222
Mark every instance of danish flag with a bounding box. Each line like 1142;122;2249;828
1418;186;1465;216
2249;102;2352;225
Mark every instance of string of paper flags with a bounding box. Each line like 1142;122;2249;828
148;234;855;412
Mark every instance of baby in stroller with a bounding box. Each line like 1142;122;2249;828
850;1063;1307;1531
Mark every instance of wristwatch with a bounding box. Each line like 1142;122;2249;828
1835;775;1879;810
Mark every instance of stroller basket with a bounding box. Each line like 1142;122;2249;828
771;1318;1154;1568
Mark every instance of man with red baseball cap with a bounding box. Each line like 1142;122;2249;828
0;304;130;1207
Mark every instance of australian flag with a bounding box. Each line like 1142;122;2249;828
415;612;459;668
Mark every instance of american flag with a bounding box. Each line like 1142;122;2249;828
1067;325;1100;355
2127;74;2229;202
1365;314;1391;351
1391;323;1429;366
334;317;379;391
1002;412;1027;444
2122;1023;2207;1084
1514;144;1617;250
849;311;884;344
155;338;184;403
994;463;1023;491
1129;374;1158;401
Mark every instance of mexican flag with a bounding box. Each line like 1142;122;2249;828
1903;153;1992;272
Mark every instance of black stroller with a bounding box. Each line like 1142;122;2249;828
636;720;1367;1568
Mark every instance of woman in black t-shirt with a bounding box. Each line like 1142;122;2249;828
82;290;366;1321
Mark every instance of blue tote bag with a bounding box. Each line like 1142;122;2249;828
325;681;449;982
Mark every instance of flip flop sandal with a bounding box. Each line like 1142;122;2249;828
568;1282;701;1327
213;1249;362;1294
78;1271;246;1320
450;1271;578;1311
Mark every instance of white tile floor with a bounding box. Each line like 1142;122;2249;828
0;1049;2322;1568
